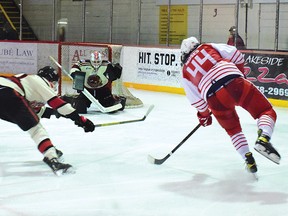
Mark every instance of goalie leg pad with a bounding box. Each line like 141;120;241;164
115;95;126;111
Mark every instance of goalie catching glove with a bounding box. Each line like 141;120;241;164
74;116;95;132
197;111;212;127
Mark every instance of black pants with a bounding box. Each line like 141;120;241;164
0;87;39;131
80;85;116;108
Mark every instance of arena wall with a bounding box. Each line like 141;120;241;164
1;41;288;107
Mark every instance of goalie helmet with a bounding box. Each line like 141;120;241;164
37;66;59;82
90;51;102;68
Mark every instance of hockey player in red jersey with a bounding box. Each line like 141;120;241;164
180;36;281;173
0;66;95;176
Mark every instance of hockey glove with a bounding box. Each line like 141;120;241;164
197;111;212;127
42;107;61;119
104;63;122;81
75;116;95;132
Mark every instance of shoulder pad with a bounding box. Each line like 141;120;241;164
78;60;92;67
101;60;110;66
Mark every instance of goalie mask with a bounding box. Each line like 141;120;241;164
90;51;102;68
180;36;200;64
37;66;59;91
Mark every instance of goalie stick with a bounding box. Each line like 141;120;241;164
147;123;201;165
49;56;122;113
94;104;154;127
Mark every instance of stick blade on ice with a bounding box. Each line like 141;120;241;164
147;155;156;164
147;154;168;165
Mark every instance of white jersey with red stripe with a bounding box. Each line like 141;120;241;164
0;74;75;116
181;43;245;112
70;59;109;89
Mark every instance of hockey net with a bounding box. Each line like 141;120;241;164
59;42;143;108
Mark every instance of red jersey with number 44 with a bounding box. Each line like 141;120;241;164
181;43;245;112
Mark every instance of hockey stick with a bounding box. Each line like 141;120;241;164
94;104;154;127
49;56;122;113
147;123;201;165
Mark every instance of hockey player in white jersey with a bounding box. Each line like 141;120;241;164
0;66;95;176
68;51;125;113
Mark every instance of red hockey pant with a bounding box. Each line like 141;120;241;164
207;77;276;136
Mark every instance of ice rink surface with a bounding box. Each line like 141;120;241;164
0;88;288;216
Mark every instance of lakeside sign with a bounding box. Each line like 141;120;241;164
243;50;288;100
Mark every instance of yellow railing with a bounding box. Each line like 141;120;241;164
0;3;17;31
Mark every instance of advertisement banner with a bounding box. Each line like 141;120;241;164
244;51;288;100
68;46;109;66
159;5;188;45
136;47;182;87
0;42;38;74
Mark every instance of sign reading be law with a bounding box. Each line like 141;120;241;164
242;50;288;101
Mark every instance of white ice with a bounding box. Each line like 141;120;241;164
0;88;288;216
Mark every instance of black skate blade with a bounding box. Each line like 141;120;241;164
251;173;259;181
54;166;76;176
254;148;280;165
245;169;259;181
245;165;258;181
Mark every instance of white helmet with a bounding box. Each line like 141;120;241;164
180;36;199;54
90;51;102;68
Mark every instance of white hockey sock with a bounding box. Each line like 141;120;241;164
44;147;58;160
230;132;250;159
27;123;50;145
257;115;275;138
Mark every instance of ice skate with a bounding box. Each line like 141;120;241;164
245;152;257;173
43;157;75;176
244;152;258;180
55;148;64;162
254;130;281;164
